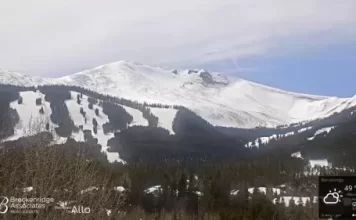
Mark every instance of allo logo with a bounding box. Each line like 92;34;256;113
0;196;9;214
71;205;90;214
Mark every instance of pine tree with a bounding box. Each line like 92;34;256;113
187;174;195;193
80;108;85;117
178;173;187;198
36;98;42;106
18;96;23;104
253;187;261;196
77;94;81;104
266;187;274;199
93;118;98;128
160;174;170;210
276;197;287;220
239;183;249;211
287;198;297;220
297;197;303;206
39;107;44;114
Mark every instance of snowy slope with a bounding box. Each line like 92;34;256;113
0;69;54;86
149;107;178;134
121;105;148;127
65;92;124;163
2;91;52;142
245;125;313;148
55;61;356;128
1;61;356;128
307;126;335;141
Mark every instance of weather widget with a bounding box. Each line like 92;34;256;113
319;176;356;219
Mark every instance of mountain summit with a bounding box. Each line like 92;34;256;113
1;61;355;128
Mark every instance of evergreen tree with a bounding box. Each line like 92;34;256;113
93;118;98;128
287;198;297;220
160;174;171;210
276;197;287;220
80;108;86;117
39;107;44;114
77;94;81;104
266;187;274;199
36;98;42;106
187;174;195;193
239;183;249;211
178;173;187;199
18;96;23;104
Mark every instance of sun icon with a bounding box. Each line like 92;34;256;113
323;188;343;205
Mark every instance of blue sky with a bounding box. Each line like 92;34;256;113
203;43;356;97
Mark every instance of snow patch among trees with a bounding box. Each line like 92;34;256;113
65;91;124;163
309;159;329;168
121;105;148;127
149;107;178;134
3;91;53;142
291;151;303;159
307;126;335;141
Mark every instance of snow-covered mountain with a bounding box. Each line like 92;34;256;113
0;69;54;86
1;61;356;128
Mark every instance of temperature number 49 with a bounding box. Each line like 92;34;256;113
345;185;353;191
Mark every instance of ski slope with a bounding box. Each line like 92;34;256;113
149;107;178;134
65;91;124;163
121;105;148;127
2;91;53;142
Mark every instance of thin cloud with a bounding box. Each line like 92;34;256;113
0;0;355;76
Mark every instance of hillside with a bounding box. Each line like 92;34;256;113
1;61;356;128
0;84;245;163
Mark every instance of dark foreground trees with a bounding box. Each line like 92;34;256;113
0;133;324;220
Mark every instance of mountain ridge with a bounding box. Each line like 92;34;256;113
1;61;355;128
